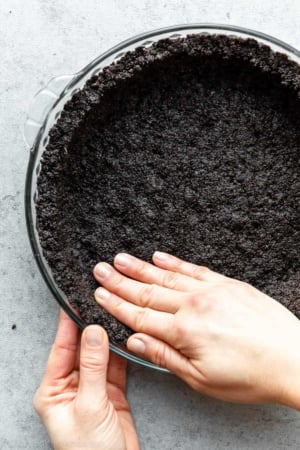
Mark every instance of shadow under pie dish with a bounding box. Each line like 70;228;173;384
25;24;300;370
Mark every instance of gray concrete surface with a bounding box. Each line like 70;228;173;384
0;0;299;449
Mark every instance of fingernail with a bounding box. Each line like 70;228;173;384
115;253;131;267
154;251;169;261
95;263;111;279
129;338;146;354
95;287;110;302
85;326;103;347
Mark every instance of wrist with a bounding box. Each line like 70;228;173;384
275;334;300;410
280;365;300;411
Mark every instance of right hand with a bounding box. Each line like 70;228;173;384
94;252;300;410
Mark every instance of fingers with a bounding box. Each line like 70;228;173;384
93;262;184;313
44;310;79;383
113;253;202;292
153;251;223;282
76;325;109;412
127;333;199;388
94;287;176;344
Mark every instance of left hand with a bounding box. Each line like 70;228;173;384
34;310;140;450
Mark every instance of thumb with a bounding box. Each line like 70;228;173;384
77;325;109;412
127;333;196;385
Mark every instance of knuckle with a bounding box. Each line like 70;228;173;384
110;296;124;313
114;297;123;309
174;317;188;337
139;284;156;307
191;265;211;280
135;307;151;330
187;293;201;308
176;259;186;273
135;259;148;277
186;292;213;314
162;271;179;289
113;272;126;291
81;353;103;371
154;344;169;367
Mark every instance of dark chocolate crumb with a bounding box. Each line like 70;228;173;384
36;34;300;345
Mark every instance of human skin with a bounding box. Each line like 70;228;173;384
94;252;300;410
34;311;140;450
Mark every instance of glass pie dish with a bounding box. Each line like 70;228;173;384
24;23;300;371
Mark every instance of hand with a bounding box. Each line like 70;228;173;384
34;310;140;450
94;252;300;410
